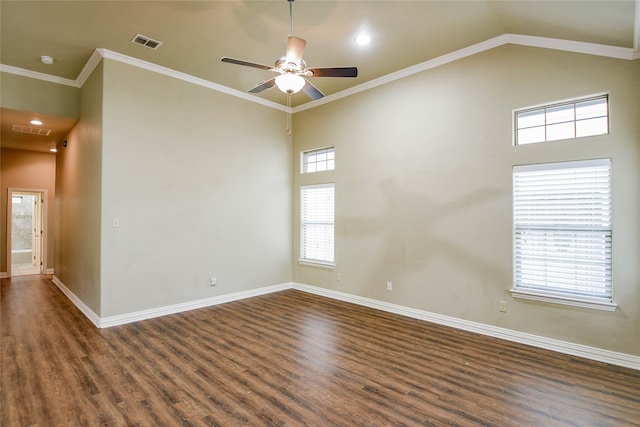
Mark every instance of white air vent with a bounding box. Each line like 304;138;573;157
131;34;163;50
12;124;52;136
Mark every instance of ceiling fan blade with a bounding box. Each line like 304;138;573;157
248;77;277;93
285;36;306;66
302;79;325;100
220;57;273;71
306;67;358;78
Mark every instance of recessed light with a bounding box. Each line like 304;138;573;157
356;32;371;46
41;55;54;65
30;119;43;125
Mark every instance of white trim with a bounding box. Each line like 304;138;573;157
507;34;636;60
97;49;288;113
2;32;637;114
51;276;291;328
47;276;639;370
293;35;509;114
98;282;292;328
291;283;640;371
297;260;336;269
52;276;101;328
0;63;80;87
511;289;617;312
292;34;638;114
76;49;104;87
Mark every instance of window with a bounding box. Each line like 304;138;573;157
512;159;615;311
300;184;335;266
302;147;335;173
514;95;608;145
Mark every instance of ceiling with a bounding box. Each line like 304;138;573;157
1;0;638;153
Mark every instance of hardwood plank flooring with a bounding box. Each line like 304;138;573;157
2;275;639;426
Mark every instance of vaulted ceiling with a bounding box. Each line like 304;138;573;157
1;0;638;152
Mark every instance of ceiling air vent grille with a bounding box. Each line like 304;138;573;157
131;34;163;50
12;124;52;136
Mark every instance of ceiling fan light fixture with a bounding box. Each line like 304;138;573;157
275;73;305;94
356;32;371;46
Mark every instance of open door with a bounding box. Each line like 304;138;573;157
8;190;46;276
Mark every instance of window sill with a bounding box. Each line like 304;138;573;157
298;259;335;269
510;289;617;312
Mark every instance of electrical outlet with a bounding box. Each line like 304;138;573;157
210;277;217;287
386;281;392;291
499;301;507;312
336;272;342;282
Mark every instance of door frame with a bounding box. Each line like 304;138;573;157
6;188;48;276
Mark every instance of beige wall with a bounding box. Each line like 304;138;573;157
0;71;80;119
292;45;640;356
3;43;638;358
54;62;103;314
0;148;56;273
98;59;292;316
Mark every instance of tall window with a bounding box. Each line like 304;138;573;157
300;184;335;265
302;147;335;173
514;95;608;145
512;159;614;310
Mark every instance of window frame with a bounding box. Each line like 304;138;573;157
511;158;616;311
513;94;609;146
299;183;335;268
301;146;335;174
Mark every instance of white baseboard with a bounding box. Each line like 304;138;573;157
1;269;53;278
291;283;640;371
51;276;292;329
99;282;292;328
52;276;101;328
47;276;639;371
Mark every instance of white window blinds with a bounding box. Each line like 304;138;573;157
300;184;335;265
513;159;612;301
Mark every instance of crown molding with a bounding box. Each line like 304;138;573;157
76;49;104;87
0;63;80;88
96;49;288;113
1;32;637;115
293;33;638;114
508;34;636;60
293;34;509;113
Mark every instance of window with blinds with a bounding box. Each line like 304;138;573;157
512;159;614;310
300;183;335;266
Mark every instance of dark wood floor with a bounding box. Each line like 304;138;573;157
2;275;639;426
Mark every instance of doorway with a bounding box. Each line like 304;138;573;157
7;190;46;276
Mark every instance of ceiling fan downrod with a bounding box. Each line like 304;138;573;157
288;0;295;36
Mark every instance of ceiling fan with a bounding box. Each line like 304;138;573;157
220;0;358;100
